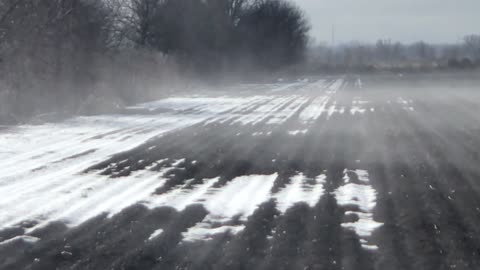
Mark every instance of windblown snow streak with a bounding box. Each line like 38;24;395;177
274;173;325;213
334;169;383;250
181;174;277;241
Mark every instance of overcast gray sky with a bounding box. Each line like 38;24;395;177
293;0;480;45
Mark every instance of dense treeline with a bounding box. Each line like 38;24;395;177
0;0;310;123
0;0;115;120
123;0;309;70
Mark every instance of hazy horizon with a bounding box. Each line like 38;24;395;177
293;0;480;45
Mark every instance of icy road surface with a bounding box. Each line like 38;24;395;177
2;74;480;270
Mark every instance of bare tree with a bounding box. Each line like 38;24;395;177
239;0;310;68
130;0;163;46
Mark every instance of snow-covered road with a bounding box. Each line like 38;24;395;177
3;74;480;270
1;78;362;235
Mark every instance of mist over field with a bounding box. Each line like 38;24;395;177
1;1;480;270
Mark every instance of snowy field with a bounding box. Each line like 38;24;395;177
2;74;480;270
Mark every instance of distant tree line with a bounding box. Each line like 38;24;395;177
308;36;480;73
0;0;310;123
